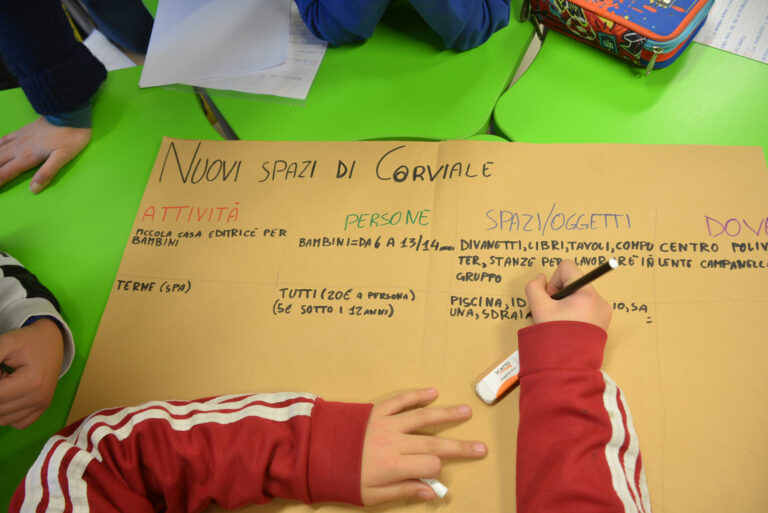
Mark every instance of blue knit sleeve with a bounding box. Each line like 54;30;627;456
294;0;390;46
409;0;511;50
0;0;106;115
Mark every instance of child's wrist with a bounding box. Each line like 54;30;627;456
23;316;64;343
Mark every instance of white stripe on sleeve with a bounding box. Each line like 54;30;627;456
20;437;64;513
618;388;652;512
602;371;640;513
21;392;317;513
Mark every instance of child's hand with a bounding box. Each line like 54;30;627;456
360;388;486;505
0;117;91;194
525;259;612;330
0;318;63;428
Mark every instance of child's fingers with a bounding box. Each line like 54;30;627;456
0;154;37;188
0;403;39;427
525;273;550;305
396;404;471;432
0;135;17;163
394;454;442;481
10;408;44;429
369;454;442;484
0;148;12;169
0;131;18;146
30;150;69;194
402;434;487;459
363;479;435;505
0;389;32;417
546;260;584;295
0;372;28;405
375;388;438;416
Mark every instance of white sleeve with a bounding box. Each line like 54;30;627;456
0;251;74;376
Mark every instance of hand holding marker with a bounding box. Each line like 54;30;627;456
475;258;618;404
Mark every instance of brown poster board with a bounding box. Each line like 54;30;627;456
71;140;768;512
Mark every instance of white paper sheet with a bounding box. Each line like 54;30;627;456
140;0;290;88
185;3;327;100
83;29;136;71
695;0;768;64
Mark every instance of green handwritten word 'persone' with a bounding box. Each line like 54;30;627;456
344;209;431;230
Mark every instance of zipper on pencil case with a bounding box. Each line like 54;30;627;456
642;0;714;54
642;0;713;73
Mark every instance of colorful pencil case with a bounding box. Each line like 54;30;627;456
527;0;714;72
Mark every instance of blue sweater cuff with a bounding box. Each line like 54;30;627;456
22;314;60;328
45;102;92;128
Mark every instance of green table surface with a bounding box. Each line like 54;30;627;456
211;2;533;141
494;32;768;164
0;66;218;509
143;0;158;13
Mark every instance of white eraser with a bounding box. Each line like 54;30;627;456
475;350;520;404
420;478;448;499
475;381;497;404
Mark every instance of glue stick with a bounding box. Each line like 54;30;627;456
475;350;520;404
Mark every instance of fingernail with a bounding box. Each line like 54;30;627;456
417;489;433;500
30;182;43;194
457;405;471;415
474;442;487;454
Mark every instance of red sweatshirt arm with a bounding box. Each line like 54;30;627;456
516;321;651;513
11;393;372;512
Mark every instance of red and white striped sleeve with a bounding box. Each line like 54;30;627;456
10;392;373;513
516;321;652;513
